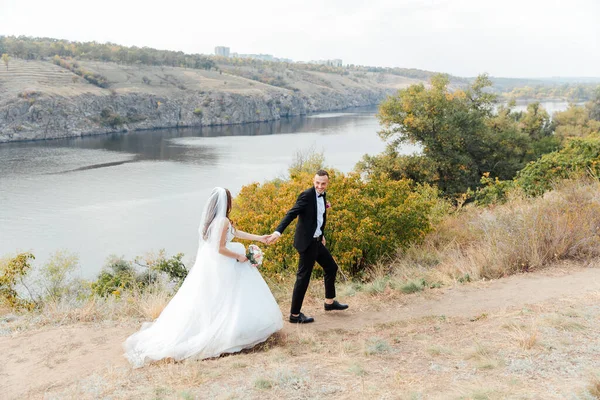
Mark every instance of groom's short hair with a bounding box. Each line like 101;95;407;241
316;169;329;178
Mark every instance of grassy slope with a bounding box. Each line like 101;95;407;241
0;58;419;99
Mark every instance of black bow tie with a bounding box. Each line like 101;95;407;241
318;193;324;198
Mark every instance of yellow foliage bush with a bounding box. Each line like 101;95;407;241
0;252;36;311
231;171;441;278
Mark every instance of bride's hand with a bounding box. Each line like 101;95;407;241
259;235;269;244
236;254;249;263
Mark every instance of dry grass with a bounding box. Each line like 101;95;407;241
544;313;588;332
389;178;600;286
504;321;539;350
588;374;600;398
2;283;174;333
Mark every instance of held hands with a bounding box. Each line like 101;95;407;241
236;254;249;263
265;233;280;245
258;234;270;244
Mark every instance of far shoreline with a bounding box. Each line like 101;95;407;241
0;104;381;146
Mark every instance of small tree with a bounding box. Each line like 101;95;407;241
0;252;36;310
37;250;79;302
1;53;9;71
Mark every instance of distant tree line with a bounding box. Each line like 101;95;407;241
215;55;467;84
364;66;469;84
0;35;216;71
500;84;600;102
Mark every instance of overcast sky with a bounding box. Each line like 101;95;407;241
0;0;598;78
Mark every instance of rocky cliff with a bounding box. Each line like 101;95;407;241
0;60;415;143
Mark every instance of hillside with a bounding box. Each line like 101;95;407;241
0;58;418;143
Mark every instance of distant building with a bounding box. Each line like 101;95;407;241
214;46;230;57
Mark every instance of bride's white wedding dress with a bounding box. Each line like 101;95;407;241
124;223;283;368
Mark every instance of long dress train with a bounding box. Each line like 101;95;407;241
123;227;283;368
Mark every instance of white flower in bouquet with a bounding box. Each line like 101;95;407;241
246;244;264;267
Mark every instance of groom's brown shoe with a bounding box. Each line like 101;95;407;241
289;312;314;324
324;300;348;311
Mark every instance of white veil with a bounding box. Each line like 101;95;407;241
195;187;230;255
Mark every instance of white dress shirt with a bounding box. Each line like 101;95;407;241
314;192;325;238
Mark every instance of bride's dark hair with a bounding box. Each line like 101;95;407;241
225;188;236;233
225;188;232;218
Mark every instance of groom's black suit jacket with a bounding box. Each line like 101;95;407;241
275;187;326;252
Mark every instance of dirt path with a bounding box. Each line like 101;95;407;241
308;265;600;332
1;265;599;399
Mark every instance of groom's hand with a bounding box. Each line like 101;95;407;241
266;232;281;245
322;237;326;246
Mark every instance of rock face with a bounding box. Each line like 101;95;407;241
0;87;391;143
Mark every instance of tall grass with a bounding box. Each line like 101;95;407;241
7;284;173;329
389;178;600;284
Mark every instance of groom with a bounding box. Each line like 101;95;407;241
267;169;348;324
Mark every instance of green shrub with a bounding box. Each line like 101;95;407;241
515;136;600;197
91;251;187;297
91;256;142;297
472;173;517;206
399;279;426;294
151;252;187;286
474;136;600;203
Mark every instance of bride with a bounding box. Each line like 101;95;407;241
124;187;283;368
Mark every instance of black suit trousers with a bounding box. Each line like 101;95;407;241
290;239;338;315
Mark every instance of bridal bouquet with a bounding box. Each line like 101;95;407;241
246;244;264;267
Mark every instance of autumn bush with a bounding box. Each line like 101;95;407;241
0;252;36;310
231;170;445;278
